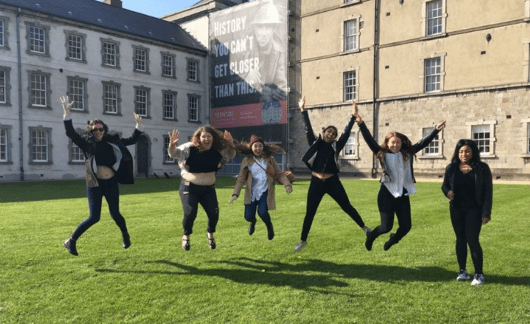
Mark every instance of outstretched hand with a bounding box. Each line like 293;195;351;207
133;112;143;128
59;96;74;115
435;120;446;130
352;101;362;124
168;129;179;148
298;96;306;112
223;130;233;142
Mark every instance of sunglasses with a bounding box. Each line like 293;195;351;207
93;127;105;132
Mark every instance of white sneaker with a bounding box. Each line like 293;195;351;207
471;274;485;286
294;241;307;252
456;270;471;281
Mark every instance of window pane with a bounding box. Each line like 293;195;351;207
164;137;175;163
163;55;173;76
423;128;439;154
0;70;5;103
426;0;442;36
189;96;198;121
472;125;490;153
30;27;45;53
103;42;116;66
71;142;84;162
425;57;441;93
135;89;147;116
31;74;47;107
68;35;82;59
164;93;175;119
188;61;197;81
344;20;357;51
343;71;356;101
135;49;146;71
104;85;118;113
32;130;48;161
0;20;4;47
69;79;84;110
0;128;7;161
344;133;355;156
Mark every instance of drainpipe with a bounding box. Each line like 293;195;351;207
16;8;24;181
371;0;380;178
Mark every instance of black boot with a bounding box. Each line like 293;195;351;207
63;237;78;256
365;230;375;251
384;233;398;251
122;232;131;249
267;223;275;240
248;221;256;235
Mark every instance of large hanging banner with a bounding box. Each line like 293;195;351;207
209;0;288;144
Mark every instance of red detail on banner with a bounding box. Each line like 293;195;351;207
211;100;287;128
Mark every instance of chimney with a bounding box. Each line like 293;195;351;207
104;0;123;8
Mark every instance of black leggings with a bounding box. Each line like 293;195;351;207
450;205;483;274
72;177;128;240
179;181;219;236
370;185;411;243
300;174;365;241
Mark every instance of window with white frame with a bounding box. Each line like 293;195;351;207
343;71;356;101
162;54;175;77
163;136;175;164
0;69;5;104
425;57;441;93
133;46;149;73
344;19;358;52
163;90;177;120
527;123;530;154
0;19;4;47
187;59;198;82
344;132;356;157
65;31;86;63
29;26;45;53
472;125;491;154
70;140;84;163
422;128;439;155
103;82;120;114
0;127;7;162
101;39;120;68
28;71;51;108
67;77;87;112
188;95;199;122
30;128;50;163
426;0;442;36
134;87;149;117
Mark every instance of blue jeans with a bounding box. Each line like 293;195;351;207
244;190;272;228
72;177;128;240
179;181;219;235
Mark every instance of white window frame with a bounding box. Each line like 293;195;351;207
101;38;120;68
523;40;530;82
29;26;45;53
0;16;9;51
343;19;358;52
421;0;447;38
67;76;88;112
162;90;177;120
520;119;530;156
64;31;87;63
0;68;6;104
69;129;85;164
420;53;446;94
133;45;150;74
161;53;176;78
0;18;5;48
466;120;497;158
343;69;358;102
103;81;121;115
188;94;200;122
341;132;359;160
29;127;52;164
419;127;444;159
186;59;199;82
0;126;9;163
163;135;176;164
28;70;51;109
134;86;150;117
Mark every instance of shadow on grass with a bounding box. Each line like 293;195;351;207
95;257;530;291
0;176;242;203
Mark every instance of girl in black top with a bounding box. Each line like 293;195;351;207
294;98;371;252
61;96;143;256
442;139;492;286
168;126;236;251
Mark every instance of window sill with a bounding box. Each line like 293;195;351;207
419;155;445;160
340;156;359;161
420;33;448;41
133;70;151;75
187;79;200;83
479;154;496;159
340;0;361;8
163;118;179;122
340;49;360;56
101;64;121;70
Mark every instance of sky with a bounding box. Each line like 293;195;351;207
112;0;201;18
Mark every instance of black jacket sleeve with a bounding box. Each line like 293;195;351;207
336;115;356;153
358;122;382;155
301;111;317;146
411;128;441;154
120;128;143;146
64;119;90;153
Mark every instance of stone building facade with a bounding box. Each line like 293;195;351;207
291;0;530;180
0;0;207;182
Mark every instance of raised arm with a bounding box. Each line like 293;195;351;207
299;97;317;145
120;113;143;146
410;120;446;154
336;101;357;152
61;96;90;152
354;103;381;154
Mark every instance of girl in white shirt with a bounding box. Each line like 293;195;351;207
229;135;293;240
354;107;446;251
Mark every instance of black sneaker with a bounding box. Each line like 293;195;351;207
248;222;256;235
383;233;398;251
63;238;78;256
122;232;131;249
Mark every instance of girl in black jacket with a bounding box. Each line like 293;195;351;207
442;139;492;286
61;96;143;256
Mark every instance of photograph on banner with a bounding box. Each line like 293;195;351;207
210;0;288;132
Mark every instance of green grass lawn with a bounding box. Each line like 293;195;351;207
0;177;529;323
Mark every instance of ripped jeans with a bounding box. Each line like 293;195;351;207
179;181;219;236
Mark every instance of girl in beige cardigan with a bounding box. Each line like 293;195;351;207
229;135;293;240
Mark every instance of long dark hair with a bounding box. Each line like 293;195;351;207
377;131;414;162
236;140;285;158
448;139;481;168
84;118;109;139
190;126;232;152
